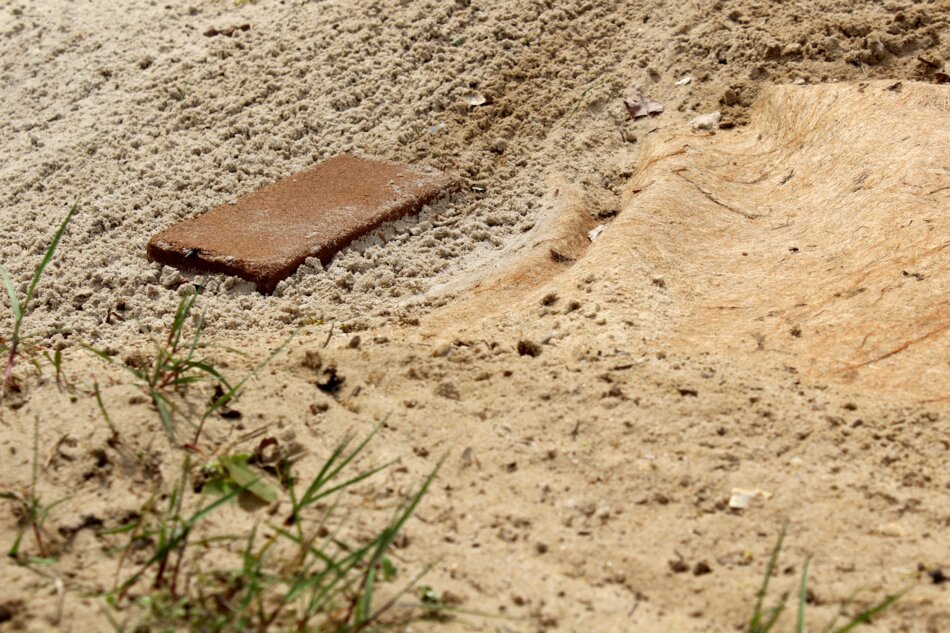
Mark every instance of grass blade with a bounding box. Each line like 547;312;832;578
167;293;195;349
299;424;385;508
220;455;278;504
353;455;445;628
830;589;908;633
23;204;77;311
750;522;789;632
760;601;787;633
152;391;176;439
0;265;21;322
797;557;811;633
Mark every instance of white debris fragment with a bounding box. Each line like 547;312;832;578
690;111;722;132
675;76;693;86
461;91;487;106
729;488;772;510
588;224;606;242
874;523;908;537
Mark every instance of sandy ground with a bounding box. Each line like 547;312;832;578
0;0;948;631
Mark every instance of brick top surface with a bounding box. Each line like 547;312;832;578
147;154;455;293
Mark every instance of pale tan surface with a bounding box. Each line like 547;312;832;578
1;0;949;631
441;81;949;402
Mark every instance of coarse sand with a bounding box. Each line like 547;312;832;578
0;0;948;631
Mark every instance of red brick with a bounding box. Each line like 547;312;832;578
147;154;456;293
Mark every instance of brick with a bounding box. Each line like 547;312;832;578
147;154;456;293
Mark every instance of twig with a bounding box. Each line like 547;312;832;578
673;170;761;220
322;323;335;349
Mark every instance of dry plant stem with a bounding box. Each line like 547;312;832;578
28;418;46;558
2;350;15;394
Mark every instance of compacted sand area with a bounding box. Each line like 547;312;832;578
0;0;948;631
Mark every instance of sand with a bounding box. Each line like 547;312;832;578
0;0;948;631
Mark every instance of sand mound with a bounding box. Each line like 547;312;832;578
1;0;946;347
434;81;949;402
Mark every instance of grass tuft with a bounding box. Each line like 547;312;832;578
0;203;77;396
86;292;232;441
87;291;294;445
102;427;445;632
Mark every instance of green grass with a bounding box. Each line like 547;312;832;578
87;291;233;440
0;204;76;396
87;291;294;445
103;428;444;632
748;524;908;633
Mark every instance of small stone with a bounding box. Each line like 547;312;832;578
301;350;322;371
435;382;460;400
690;112;722;132
624;91;664;119
721;89;740;106
461;91;487;107
693;561;712;576
431;340;452;357
783;42;803;58
669;558;690;573
517;340;542;357
762;42;782;61
588;224;607;241
861;34;887;65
